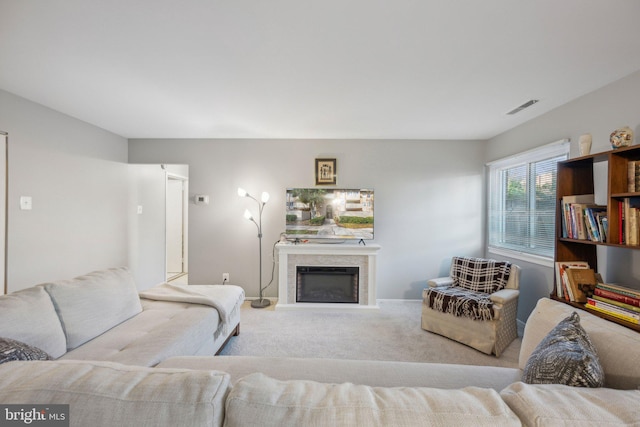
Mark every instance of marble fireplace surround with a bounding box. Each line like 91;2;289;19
276;242;381;311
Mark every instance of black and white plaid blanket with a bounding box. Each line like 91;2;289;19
424;257;512;321
424;286;495;320
451;256;511;294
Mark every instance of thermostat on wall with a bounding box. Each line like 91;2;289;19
195;195;210;205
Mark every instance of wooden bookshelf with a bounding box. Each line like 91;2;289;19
554;144;640;332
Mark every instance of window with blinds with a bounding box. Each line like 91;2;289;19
488;140;569;260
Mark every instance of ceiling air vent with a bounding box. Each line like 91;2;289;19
506;99;539;115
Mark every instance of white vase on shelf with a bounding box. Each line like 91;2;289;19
579;134;592;156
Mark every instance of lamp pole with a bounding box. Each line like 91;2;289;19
238;188;270;308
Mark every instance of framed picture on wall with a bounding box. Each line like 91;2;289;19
315;158;336;185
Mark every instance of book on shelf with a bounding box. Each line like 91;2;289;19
599;215;608;243
621;198;640;246
560;195;607;242
586;298;640;324
560;194;594;239
594;287;640;308
596;282;640;299
628;160;640;193
565;268;597;303
584;206;607;242
554;261;589;301
591;295;640;313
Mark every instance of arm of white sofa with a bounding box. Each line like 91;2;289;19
489;288;519;305
427;277;454;288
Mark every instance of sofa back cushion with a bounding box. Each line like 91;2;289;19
44;268;143;349
500;382;640;426
0;360;230;427
520;298;640;389
225;373;521;427
0;285;67;358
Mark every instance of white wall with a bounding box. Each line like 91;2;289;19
129;139;486;299
128;164;167;290
128;163;189;290
0;89;129;291
486;70;640;320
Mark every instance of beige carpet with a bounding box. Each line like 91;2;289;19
219;299;521;369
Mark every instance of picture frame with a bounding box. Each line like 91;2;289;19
315;158;337;185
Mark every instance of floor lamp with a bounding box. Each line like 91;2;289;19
238;187;271;308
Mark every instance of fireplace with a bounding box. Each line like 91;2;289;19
275;242;381;310
296;266;359;303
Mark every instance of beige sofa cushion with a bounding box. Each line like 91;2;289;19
0;285;67;358
44;267;142;349
0;360;230;427
520;297;640;389
225;373;521;427
501;382;640;426
61;300;221;366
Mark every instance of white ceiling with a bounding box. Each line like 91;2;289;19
2;0;640;140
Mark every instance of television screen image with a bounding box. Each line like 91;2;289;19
285;188;374;241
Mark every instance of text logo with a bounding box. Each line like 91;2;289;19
0;405;68;427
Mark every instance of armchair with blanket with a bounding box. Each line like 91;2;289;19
422;256;520;357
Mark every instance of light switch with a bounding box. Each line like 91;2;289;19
137;205;143;214
20;196;32;210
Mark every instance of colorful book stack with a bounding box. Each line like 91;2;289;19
560;194;607;242
587;283;640;325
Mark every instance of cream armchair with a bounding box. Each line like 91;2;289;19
421;256;520;357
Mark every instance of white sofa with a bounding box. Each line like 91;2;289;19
0;267;244;366
1;296;639;426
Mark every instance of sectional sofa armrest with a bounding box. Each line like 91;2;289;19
489;289;519;305
427;277;454;288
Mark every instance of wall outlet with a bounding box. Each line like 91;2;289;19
222;273;230;283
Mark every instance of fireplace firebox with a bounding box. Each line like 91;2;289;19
296;266;359;303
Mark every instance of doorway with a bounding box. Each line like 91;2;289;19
166;174;188;282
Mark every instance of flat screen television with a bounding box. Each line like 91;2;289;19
285;188;374;241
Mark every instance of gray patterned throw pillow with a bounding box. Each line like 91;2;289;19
0;337;52;364
522;312;604;387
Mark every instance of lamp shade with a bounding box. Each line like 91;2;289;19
237;187;248;197
261;191;270;203
243;209;253;220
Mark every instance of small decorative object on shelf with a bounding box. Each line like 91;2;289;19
610;126;634;149
579;133;592;156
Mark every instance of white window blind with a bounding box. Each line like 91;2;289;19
488;140;569;260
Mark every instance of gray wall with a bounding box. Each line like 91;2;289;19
129;139;486;300
0;90;129;291
485;70;640;321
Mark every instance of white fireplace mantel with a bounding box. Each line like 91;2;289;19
275;242;381;311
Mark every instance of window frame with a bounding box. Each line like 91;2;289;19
486;139;570;267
